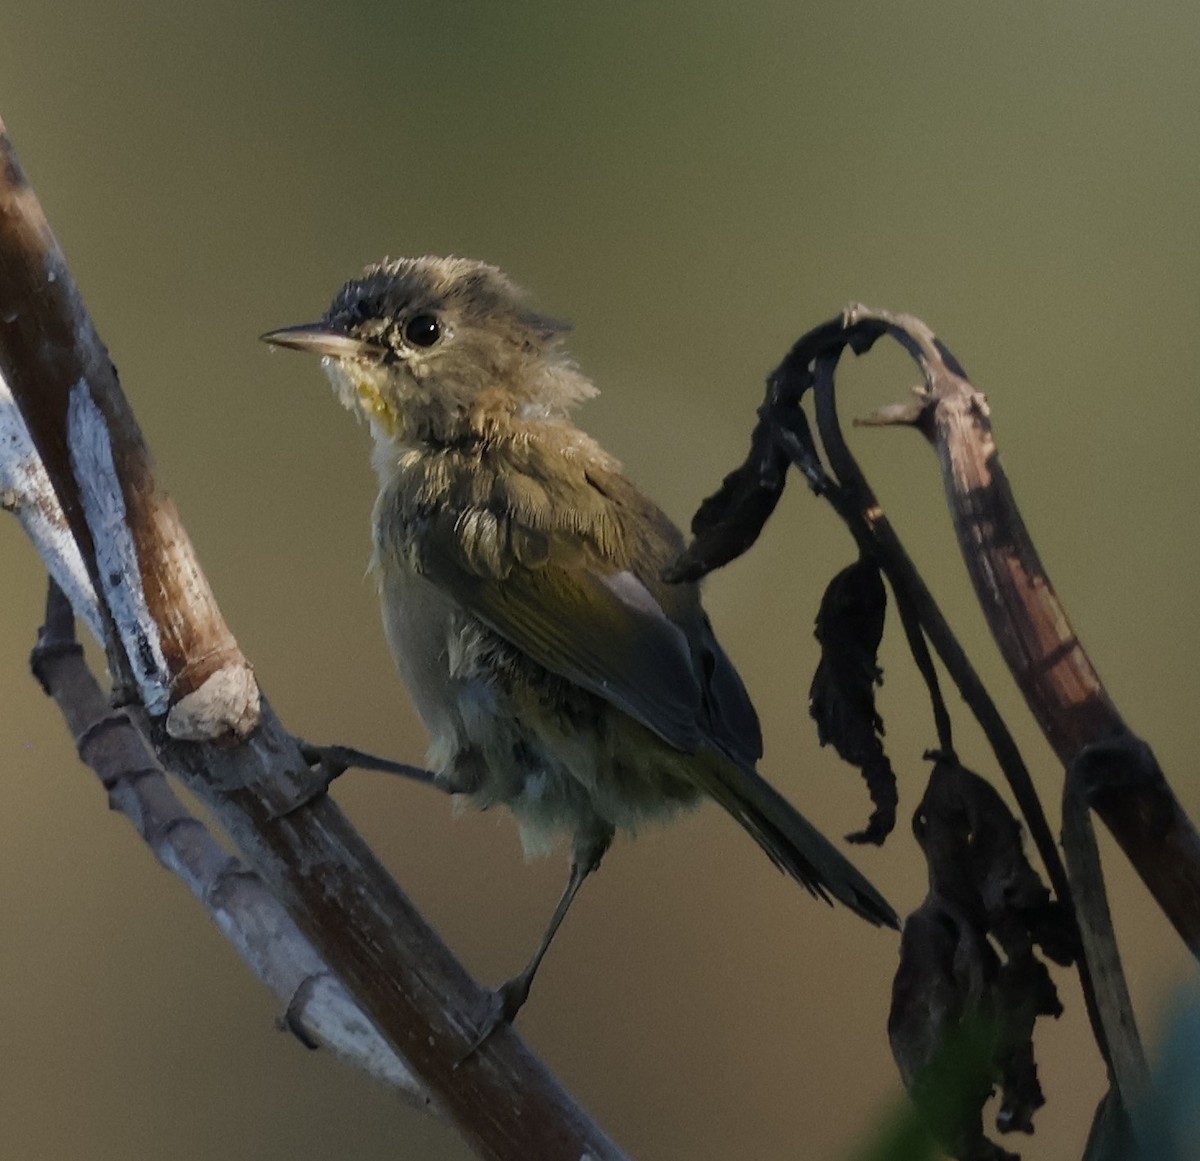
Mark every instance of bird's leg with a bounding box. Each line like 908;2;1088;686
291;740;487;815
298;739;441;793
277;739;442;815
494;852;599;1016
467;827;613;1054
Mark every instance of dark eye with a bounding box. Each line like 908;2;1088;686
404;313;442;348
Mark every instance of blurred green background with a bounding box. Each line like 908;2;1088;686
2;3;1199;1159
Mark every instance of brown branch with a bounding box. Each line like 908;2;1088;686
30;581;429;1105
808;333;1124;1127
811;348;1070;926
0;375;102;638
671;309;1165;1148
0;115;626;1161
838;304;1188;1146
1061;749;1150;1107
0;121;256;739
851;303;1200;957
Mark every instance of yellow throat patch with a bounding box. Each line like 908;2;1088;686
354;377;398;436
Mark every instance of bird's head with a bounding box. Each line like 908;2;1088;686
262;256;595;446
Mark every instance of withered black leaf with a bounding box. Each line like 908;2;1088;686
889;757;1075;1160
809;557;896;843
665;336;831;585
663;413;789;584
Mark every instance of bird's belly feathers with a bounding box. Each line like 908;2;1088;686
376;562;701;857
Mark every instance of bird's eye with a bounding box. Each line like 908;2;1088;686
403;313;442;348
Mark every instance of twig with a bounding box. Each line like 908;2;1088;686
810;342;1069;919
31;581;429;1105
808;355;955;757
673;307;1168;1149
1062;745;1151;1107
836;304;1177;1137
0;374;102;639
807;322;1123;1086
851;302;1200;956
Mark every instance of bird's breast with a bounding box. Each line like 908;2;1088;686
374;560;467;744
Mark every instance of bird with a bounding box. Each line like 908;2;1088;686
262;255;897;1036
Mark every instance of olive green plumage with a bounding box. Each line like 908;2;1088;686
264;256;897;1020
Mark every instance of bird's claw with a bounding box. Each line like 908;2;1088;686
299;741;352;786
459;977;532;1062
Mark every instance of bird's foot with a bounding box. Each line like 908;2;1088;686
260;741;351;819
460;976;532;1061
284;740;440;815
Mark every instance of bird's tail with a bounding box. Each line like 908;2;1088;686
694;747;898;929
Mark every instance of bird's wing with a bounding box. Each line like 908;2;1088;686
576;466;763;766
687;612;763;768
415;506;708;754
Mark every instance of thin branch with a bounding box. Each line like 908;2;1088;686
0;124;257;739
806;325;1124;1097
809;344;1069;919
835;304;1174;1136
808;356;955;757
1062;746;1151;1107
0;374;102;639
671;308;1164;1145
0;114;626;1161
850;302;1200;957
31;581;429;1105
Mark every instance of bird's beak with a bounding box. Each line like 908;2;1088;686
260;323;376;360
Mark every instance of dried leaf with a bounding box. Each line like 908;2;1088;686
663;415;788;583
809;558;896;843
889;757;1074;1159
665;343;828;585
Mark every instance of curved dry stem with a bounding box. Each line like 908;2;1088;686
810;344;1067;914
849;303;1200;957
752;309;1137;1120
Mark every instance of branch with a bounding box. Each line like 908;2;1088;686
850;303;1200;955
669;305;1176;1153
0;375;102;639
30;581;428;1105
0;114;626;1161
0;126;257;738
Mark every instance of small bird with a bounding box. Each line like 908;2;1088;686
263;256;897;1033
